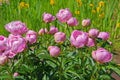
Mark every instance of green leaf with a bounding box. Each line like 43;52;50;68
14;58;23;67
38;53;51;60
99;75;112;80
108;65;120;76
0;75;11;79
14;76;26;80
67;70;81;79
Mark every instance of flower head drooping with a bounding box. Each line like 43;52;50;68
48;46;60;57
92;48;112;63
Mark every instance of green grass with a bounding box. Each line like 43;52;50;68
0;0;120;38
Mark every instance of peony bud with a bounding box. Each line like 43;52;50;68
88;29;99;38
43;13;56;23
48;46;60;57
82;19;91;27
98;32;109;40
67;17;79;26
49;26;58;34
92;48;112;63
25;30;37;44
54;32;66;43
13;72;19;77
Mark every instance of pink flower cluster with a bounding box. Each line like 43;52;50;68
0;21;37;65
43;8;79;26
70;29;112;63
56;8;79;26
38;27;66;58
41;8;112;64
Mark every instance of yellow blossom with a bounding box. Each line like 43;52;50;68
75;10;80;15
19;2;29;9
96;7;101;13
76;0;82;6
90;3;94;7
99;1;104;7
78;2;82;6
50;0;55;6
92;9;96;13
99;12;105;18
116;23;120;28
76;0;81;3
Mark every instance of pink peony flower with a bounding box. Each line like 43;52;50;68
56;8;72;23
3;50;17;58
5;21;28;35
48;46;60;57
67;17;79;26
82;19;91;27
49;26;58;34
13;72;19;77
6;34;26;54
38;28;45;35
38;28;48;35
98;32;109;40
88;29;99;38
0;35;7;52
43;13;56;23
86;38;95;47
70;30;88;48
25;30;37;44
54;32;66;43
92;48;112;63
0;55;8;65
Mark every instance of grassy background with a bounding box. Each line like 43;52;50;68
0;0;120;40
